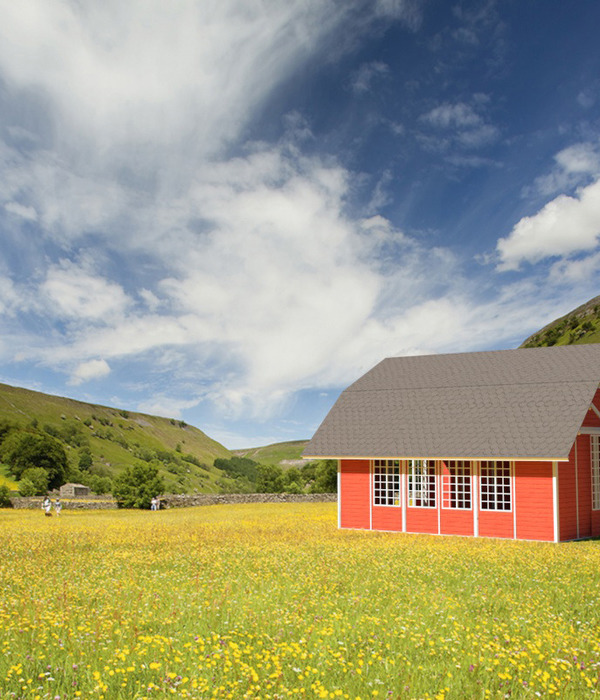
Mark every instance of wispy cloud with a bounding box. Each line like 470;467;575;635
527;141;600;197
419;97;499;151
351;61;390;94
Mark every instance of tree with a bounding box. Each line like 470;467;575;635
87;475;113;495
2;432;68;490
256;464;284;493
0;484;13;508
310;460;338;493
78;449;93;471
113;462;164;509
0;419;14;445
284;467;303;494
19;467;49;496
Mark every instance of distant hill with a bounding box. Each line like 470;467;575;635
233;440;311;467
520;295;600;348
0;382;233;494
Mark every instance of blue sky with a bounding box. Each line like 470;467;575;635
1;0;600;449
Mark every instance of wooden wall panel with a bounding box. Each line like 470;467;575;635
440;508;473;536
478;511;514;539
406;507;438;534
514;461;554;541
558;448;578;541
339;459;370;529
372;506;402;531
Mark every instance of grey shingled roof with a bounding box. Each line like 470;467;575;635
304;345;600;461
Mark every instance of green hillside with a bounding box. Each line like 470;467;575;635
233;440;311;467
521;295;600;348
0;382;233;494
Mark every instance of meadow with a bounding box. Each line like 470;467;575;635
1;504;600;699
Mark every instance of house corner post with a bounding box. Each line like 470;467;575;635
337;460;341;529
552;461;560;543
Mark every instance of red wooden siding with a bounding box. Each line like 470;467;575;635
339;459;370;529
574;433;600;539
406;507;438;534
559;446;578;541
440;508;473;536
439;460;473;536
577;435;592;538
478;510;513;539
514;461;554;541
372;506;402;531
406;461;439;534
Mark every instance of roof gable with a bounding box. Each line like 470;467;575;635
305;345;600;461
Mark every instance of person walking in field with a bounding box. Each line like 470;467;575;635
42;496;52;516
151;496;158;511
54;498;62;516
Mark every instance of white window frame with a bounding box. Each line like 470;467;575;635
407;459;436;508
442;460;472;510
373;460;400;507
592;436;600;511
480;460;512;512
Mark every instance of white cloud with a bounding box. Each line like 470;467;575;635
69;359;111;386
4;201;38;221
497;179;600;270
419;99;498;151
136;396;201;420
549;251;600;285
0;1;337;154
0;276;18;315
41;261;132;321
351;61;390;93
422;102;482;129
374;0;424;28
555;142;600;175
530;141;600;197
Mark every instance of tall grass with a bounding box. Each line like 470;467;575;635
1;504;599;699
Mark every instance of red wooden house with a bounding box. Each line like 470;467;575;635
304;345;600;542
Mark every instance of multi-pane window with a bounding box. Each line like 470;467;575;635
480;461;512;511
373;460;400;506
442;460;471;509
408;460;436;508
592;436;600;511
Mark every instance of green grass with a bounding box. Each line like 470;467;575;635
521;296;600;348
0;382;232;493
233;439;310;466
1;504;600;699
0;464;18;490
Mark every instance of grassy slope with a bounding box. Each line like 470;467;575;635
520;294;600;347
233;440;310;466
0;382;232;493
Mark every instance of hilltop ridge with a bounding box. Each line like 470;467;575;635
0;382;231;494
520;294;600;348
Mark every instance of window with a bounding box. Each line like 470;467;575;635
373;460;400;506
442;460;471;509
592;436;600;511
480;461;512;511
408;460;436;507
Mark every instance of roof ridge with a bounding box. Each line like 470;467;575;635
349;378;599;392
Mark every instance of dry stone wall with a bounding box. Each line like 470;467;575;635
158;493;337;508
11;496;117;510
7;493;336;510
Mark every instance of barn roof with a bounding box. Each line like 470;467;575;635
304;345;600;461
